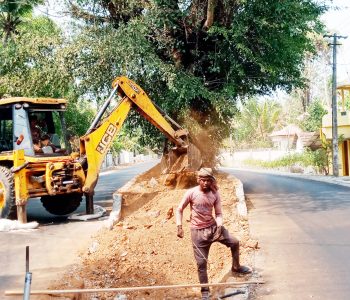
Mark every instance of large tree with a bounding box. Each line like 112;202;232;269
64;0;327;156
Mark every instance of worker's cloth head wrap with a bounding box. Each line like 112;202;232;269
197;168;216;181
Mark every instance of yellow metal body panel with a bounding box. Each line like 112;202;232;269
0;150;86;203
81;98;133;193
13;150;28;205
113;76;186;147
0;97;67;105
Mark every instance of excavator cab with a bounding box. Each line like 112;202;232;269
0;98;69;157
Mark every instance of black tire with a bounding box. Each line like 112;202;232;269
41;193;82;216
0;166;17;219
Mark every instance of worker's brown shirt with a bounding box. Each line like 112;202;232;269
178;186;222;229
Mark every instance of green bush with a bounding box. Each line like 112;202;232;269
243;149;329;174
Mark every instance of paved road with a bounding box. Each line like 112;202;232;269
223;168;350;300
0;161;157;299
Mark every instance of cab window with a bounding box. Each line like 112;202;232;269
0;107;13;152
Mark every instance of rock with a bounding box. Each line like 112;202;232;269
124;225;136;230
148;210;160;218
149;177;158;187
304;166;316;174
114;294;127;300
290;164;304;173
163;173;177;186
166;207;174;220
88;241;99;254
246;239;259;249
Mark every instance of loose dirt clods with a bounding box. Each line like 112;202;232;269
48;164;257;299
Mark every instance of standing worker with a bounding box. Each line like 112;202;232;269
176;168;251;300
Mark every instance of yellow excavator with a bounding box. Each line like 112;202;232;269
0;76;202;222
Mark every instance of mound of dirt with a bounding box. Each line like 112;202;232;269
49;165;256;299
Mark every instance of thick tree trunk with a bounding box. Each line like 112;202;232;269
203;0;216;30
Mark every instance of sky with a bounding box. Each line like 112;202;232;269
321;0;350;82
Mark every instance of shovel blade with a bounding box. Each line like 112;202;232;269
160;143;202;174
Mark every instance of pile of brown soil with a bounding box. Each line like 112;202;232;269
50;165;256;299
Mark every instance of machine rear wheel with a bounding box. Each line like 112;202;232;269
41;193;82;215
0;166;17;219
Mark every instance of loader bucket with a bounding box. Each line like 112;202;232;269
160;142;202;175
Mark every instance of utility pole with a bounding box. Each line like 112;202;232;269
324;33;347;177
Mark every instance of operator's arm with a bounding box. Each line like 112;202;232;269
176;190;191;238
214;191;223;227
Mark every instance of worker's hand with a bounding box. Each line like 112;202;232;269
177;225;184;238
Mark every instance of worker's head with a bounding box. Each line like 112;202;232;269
40;134;51;146
29;115;38;127
197;168;216;192
33;138;40;146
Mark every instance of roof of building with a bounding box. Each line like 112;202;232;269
269;124;302;137
298;131;322;150
0;97;67;105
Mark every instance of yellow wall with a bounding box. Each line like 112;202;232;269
327;141;350;176
322;110;350;176
322;111;350;140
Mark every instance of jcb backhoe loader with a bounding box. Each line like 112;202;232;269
0;76;201;222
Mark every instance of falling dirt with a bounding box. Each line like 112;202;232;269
47;165;257;300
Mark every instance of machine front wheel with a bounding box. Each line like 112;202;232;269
41;193;82;215
0;166;17;219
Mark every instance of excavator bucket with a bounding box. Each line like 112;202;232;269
160;142;202;178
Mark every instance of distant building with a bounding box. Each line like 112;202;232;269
321;83;350;176
270;124;321;152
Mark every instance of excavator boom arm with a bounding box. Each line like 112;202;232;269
80;76;196;194
113;76;188;147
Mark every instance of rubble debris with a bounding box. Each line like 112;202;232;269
50;166;255;299
0;219;39;232
166;207;174;220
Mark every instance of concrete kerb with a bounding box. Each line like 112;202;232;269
223;166;350;189
232;177;248;218
103;175;140;230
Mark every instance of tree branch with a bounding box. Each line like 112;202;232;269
203;0;216;30
68;2;109;23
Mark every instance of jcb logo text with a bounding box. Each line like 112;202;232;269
96;124;117;154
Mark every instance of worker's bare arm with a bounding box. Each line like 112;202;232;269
215;214;223;227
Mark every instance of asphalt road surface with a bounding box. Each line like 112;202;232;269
0;161;157;299
223;168;350;300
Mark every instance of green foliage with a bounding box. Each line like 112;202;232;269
0;0;44;45
232;98;282;149
300;99;327;132
0;16;72;98
342;91;350;110
62;0;327;155
64;100;96;136
244;148;329;174
0;0;329;157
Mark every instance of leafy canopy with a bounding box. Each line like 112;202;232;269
64;0;327;152
0;0;329;156
0;0;43;45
